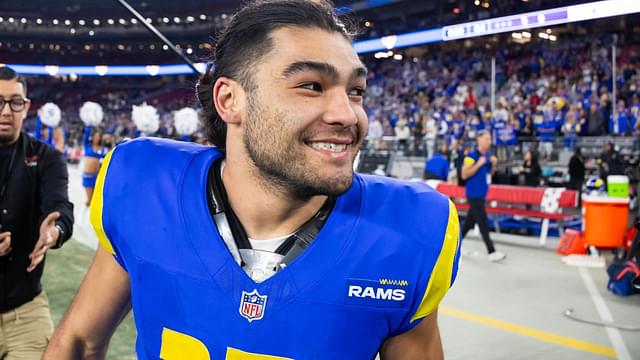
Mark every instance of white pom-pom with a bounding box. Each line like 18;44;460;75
173;107;199;136
38;103;62;127
131;103;159;135
79;101;104;127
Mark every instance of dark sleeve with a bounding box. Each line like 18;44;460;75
39;147;74;248
532;162;542;177
443;160;449;181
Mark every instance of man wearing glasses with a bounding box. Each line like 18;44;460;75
0;66;74;359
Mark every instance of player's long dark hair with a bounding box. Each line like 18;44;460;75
196;0;357;151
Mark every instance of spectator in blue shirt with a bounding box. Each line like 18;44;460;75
610;99;632;135
535;113;556;160
423;144;450;181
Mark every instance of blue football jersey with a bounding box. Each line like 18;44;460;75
91;138;461;359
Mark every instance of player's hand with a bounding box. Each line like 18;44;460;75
28;211;61;272
0;232;11;257
476;156;487;167
490;155;498;166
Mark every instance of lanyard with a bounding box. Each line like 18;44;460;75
207;158;334;267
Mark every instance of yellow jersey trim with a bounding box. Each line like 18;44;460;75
463;156;475;166
89;149;116;255
410;200;460;323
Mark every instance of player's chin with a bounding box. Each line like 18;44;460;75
321;171;355;196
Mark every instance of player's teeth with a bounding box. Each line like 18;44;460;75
310;142;347;152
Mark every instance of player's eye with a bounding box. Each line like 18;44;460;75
300;82;322;92
349;88;366;97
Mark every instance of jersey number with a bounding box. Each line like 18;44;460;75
159;328;291;360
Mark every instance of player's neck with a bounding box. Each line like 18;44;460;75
221;155;327;241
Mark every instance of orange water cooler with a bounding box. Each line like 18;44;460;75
582;195;629;248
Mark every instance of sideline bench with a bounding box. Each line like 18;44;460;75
425;181;579;246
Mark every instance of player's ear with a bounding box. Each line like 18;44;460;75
213;77;245;125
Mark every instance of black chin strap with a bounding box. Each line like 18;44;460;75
206;158;335;265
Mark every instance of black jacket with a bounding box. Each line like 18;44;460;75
0;132;73;312
568;154;586;190
522;160;542;187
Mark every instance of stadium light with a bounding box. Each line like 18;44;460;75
89;30;95;36
194;63;207;74
45;65;59;76
70;28;76;34
64;19;71;26
200;14;207;20
186;16;195;22
93;19;100;25
381;35;398;49
146;65;160;76
52;19;59;25
95;66;108;76
354;28;441;53
8;17;14;23
538;32;549;39
20;18;27;24
36;18;42;24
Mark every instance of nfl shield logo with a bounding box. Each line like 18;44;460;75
239;289;267;322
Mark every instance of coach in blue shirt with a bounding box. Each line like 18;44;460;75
460;130;506;262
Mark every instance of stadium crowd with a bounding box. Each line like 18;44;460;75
21;35;640;171
364;36;640;161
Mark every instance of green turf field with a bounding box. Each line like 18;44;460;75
42;239;137;359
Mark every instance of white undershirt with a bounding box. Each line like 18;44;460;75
248;235;291;253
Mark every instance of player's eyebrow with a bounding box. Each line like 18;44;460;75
282;61;368;83
350;66;368;82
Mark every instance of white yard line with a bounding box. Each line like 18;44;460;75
578;266;632;360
